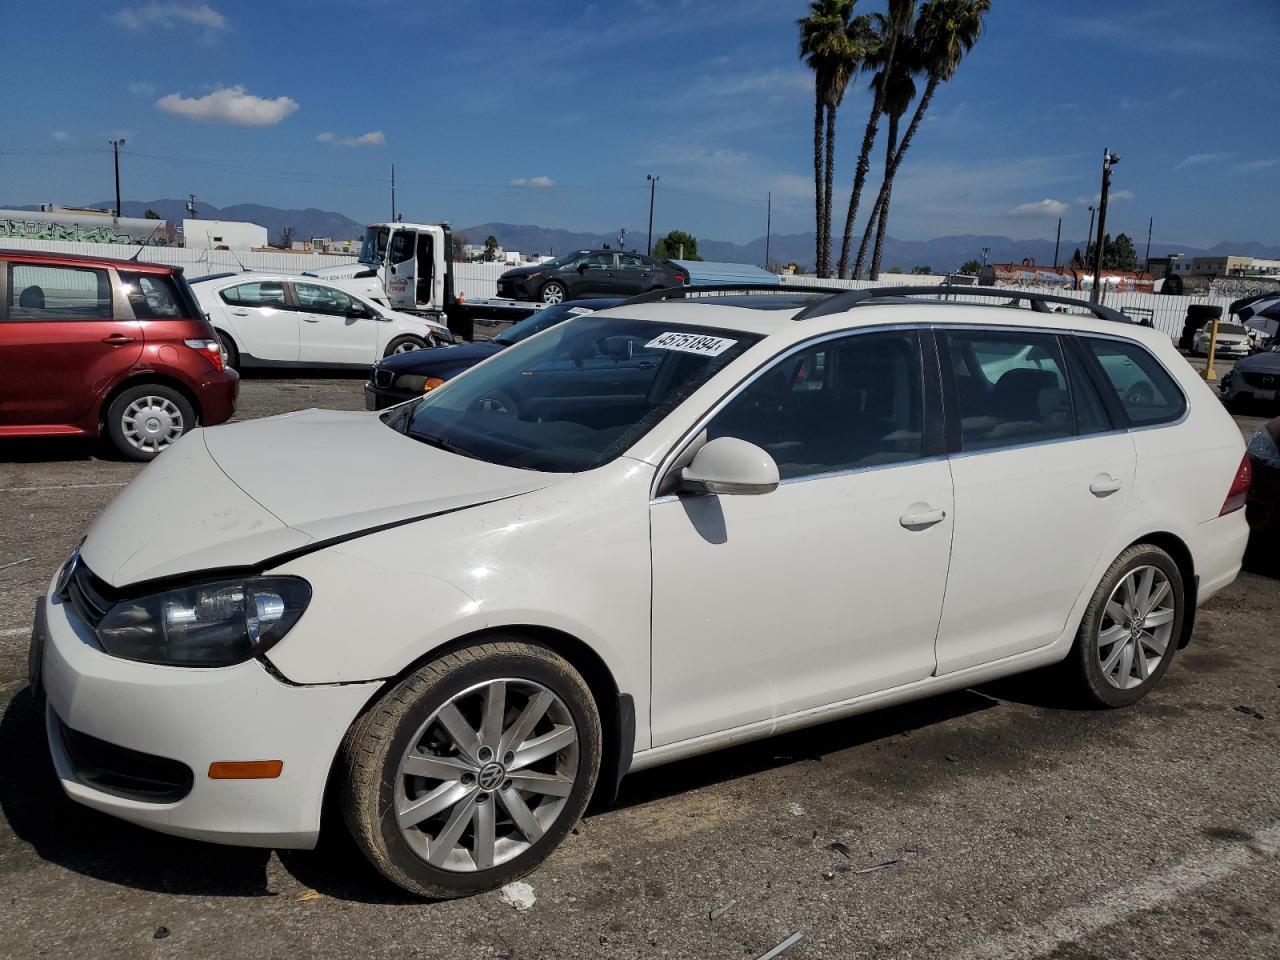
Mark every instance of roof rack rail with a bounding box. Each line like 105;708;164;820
619;283;850;306
789;285;1133;325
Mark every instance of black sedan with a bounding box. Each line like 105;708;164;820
497;250;686;304
1221;342;1280;411
364;298;624;409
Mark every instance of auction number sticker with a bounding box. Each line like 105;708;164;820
645;332;738;356
567;307;596;316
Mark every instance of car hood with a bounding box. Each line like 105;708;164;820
375;339;504;376
1235;351;1280;374
499;265;541;280
80;410;562;587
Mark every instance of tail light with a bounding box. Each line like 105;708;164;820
1220;453;1252;515
185;338;224;372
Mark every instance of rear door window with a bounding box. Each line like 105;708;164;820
118;271;184;319
6;263;111;321
292;281;355;316
220;280;287;308
1083;337;1186;426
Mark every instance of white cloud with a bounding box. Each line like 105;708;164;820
1008;198;1070;218
1235;158;1278;174
51;131;72;142
509;176;556;188
155;85;298;126
316;131;334;142
128;81;155;97
696;68;813;97
341;131;384;146
112;2;226;33
1174;152;1233;170
1075;189;1135;205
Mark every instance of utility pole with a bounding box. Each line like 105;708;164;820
186;194;198;219
108;138;126;217
1090;148;1120;304
390;164;397;222
1086;206;1096;263
646;174;659;256
981;247;992;268
764;191;772;269
1143;216;1153;275
1053;217;1062;269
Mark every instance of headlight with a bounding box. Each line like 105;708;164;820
393;373;428;392
432;329;455;345
95;577;311;667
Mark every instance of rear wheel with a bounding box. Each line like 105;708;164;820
1066;544;1184;707
385;335;428;358
340;640;601;898
215;330;239;371
540;281;566;305
105;384;196;461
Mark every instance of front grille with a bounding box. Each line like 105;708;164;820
56;714;194;803
1243;371;1280;389
373;368;394;389
64;561;115;628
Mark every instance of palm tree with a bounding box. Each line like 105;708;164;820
854;0;989;279
835;0;915;279
868;46;920;278
798;0;864;277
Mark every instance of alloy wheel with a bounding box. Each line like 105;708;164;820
393;340;422;354
1097;565;1175;690
394;678;579;872
120;396;185;454
542;284;565;304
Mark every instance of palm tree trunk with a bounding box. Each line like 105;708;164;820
836;104;882;279
869;111;900;279
812;89;825;276
822;104;838;278
854;76;938;278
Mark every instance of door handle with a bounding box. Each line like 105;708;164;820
301;316;320;323
100;333;136;345
1089;475;1124;497
230;309;250;316
899;507;946;530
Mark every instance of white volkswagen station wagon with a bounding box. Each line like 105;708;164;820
32;287;1251;898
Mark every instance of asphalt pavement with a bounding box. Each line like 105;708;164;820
0;365;1277;960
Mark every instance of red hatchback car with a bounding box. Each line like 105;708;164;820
0;250;238;460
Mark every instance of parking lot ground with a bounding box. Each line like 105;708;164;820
1;370;1278;960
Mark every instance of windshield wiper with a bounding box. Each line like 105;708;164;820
409;430;481;461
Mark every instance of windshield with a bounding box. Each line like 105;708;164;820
495;303;601;346
399;315;761;472
1218;323;1246;335
542;250;587;269
359;226;390;266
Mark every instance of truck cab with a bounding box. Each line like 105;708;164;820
308;223;452;319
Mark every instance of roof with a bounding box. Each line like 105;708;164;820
0;248;177;274
677;260;778;286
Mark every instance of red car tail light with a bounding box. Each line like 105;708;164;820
185;338;224;372
1221;453;1252;516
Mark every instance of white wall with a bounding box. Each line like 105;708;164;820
181;219;269;251
0;237;357;275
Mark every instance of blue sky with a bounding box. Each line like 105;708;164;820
3;0;1277;246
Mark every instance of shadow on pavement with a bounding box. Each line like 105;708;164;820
0;437;113;465
0;687;274;898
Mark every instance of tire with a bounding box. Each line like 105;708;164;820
340;639;602;899
1065;544;1185;708
1187;304;1223;322
105;383;196;462
384;335;428;358
540;281;567;305
215;330;239;371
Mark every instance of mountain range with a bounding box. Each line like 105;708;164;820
6;200;1279;270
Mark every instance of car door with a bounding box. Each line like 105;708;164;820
292;281;378;365
611;253;652;296
569;253;615;297
0;260;142;429
384;229;417;311
217;279;298;362
649;329;954;746
932;326;1135;674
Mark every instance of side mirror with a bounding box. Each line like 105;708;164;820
680;437;779;496
577;263;589;273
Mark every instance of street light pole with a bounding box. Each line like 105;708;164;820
109;138;126;217
1143;216;1153;275
764;191;772;269
1090;148;1120;304
1053;217;1062;269
646;174;659;256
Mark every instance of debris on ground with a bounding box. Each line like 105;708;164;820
854;859;901;874
0;557;33;571
945;755;960;763
787;803;806;817
1234;705;1265;720
499;881;537;912
294;889;320;902
153;926;170;940
709;899;736;921
829;841;850;858
755;931;805;959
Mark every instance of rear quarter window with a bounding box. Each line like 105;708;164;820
1084;337;1186;426
118;271;184;319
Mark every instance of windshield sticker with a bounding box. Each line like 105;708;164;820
566;307;595;316
645;332;739;356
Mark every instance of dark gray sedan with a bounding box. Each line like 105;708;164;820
1221;342;1280;411
497;251;687;304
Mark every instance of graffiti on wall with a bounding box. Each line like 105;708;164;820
0;217;174;245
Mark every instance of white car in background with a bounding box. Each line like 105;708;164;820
191;273;452;371
1191;321;1251;359
33;289;1250;899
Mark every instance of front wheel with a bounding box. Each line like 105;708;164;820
1066;544;1184;708
540;281;566;305
385;335;428;358
340;640;602;898
105;384;196;461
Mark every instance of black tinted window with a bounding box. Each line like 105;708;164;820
1084;337;1186;425
119;271;184;319
6;263;111;321
1066;345;1112;435
708;331;924;480
942;330;1073;451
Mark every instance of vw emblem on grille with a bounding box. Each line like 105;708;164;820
54;546;80;597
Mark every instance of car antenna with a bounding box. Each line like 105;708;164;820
128;223;165;261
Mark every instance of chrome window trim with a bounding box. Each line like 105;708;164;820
648;322;929;501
